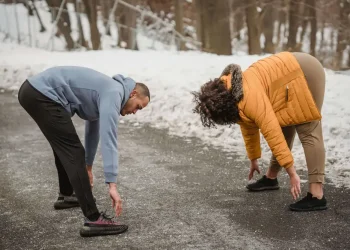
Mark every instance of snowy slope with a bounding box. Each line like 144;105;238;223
1;41;350;189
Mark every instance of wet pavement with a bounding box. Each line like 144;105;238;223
1;92;350;250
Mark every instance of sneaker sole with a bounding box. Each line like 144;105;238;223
54;202;80;210
80;225;128;237
289;205;328;212
54;197;96;210
246;186;280;191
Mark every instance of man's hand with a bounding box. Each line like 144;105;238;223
286;166;301;200
109;183;122;217
248;159;260;180
86;165;93;188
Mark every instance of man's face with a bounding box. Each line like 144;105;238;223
121;90;149;116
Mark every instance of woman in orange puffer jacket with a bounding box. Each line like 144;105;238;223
192;51;327;212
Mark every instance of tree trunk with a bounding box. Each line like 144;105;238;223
74;0;88;48
319;19;325;50
194;0;203;46
204;0;232;55
23;1;34;15
246;0;262;55
46;0;75;50
262;0;275;53
277;0;288;47
232;0;244;40
101;0;111;36
31;0;46;32
336;0;350;69
299;1;309;45
175;0;186;50
116;0;139;50
82;0;101;50
330;28;335;52
286;0;301;51
308;0;317;56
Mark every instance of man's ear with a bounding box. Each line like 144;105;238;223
130;89;137;98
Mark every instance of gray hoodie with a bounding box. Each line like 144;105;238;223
27;66;136;183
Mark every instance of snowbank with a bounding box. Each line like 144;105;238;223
1;42;350;189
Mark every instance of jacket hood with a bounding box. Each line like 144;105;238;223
112;74;136;108
219;63;244;104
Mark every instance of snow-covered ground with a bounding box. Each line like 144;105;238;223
1;41;350;189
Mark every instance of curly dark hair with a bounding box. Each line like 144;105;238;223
192;77;242;128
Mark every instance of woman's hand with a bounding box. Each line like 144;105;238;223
286;166;301;200
248;159;260;180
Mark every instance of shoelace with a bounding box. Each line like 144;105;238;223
100;211;116;224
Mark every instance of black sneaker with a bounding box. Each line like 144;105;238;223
80;212;128;237
289;192;327;212
246;175;280;191
54;193;80;210
54;193;96;210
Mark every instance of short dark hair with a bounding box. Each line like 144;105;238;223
192;78;241;128
136;82;150;101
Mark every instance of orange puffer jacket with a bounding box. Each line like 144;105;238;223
237;52;321;169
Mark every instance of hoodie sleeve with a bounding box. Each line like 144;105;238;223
99;91;122;183
85;120;100;166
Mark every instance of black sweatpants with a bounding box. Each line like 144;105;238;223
18;81;99;220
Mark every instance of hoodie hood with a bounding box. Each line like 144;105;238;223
112;74;136;108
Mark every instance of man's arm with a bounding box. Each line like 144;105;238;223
85;120;100;167
99;92;122;183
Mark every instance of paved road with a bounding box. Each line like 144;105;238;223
1;92;350;250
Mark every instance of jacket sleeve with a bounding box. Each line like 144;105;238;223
242;90;294;168
85;119;100;166
99;91;122;183
239;123;261;160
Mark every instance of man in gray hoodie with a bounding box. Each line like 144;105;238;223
18;66;150;237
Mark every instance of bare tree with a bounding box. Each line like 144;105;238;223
336;0;350;69
286;0;302;51
25;0;46;32
196;0;232;55
318;8;326;52
82;0;101;50
246;0;262;54
46;0;75;50
74;0;88;49
231;0;245;41
276;0;288;47
262;0;275;53
101;0;112;36
175;0;186;50
194;0;202;44
298;0;316;55
308;0;317;56
22;0;34;15
299;1;309;44
116;0;139;50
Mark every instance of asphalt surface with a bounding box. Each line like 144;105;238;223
1;92;350;250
